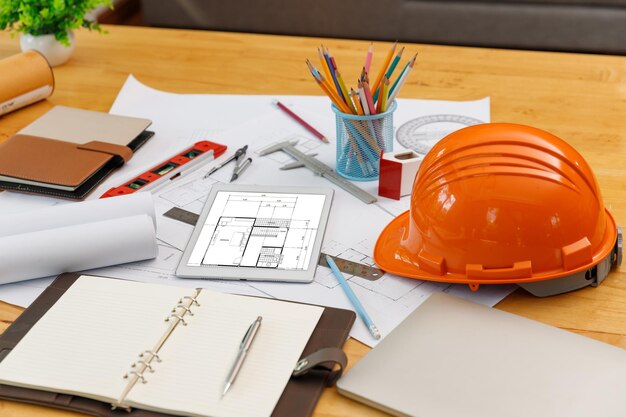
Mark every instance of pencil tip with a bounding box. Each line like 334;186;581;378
370;325;382;340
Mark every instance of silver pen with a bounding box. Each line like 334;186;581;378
230;157;252;182
222;316;262;397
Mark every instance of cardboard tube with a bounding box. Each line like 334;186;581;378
0;50;54;116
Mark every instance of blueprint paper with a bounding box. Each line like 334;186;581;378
0;76;516;347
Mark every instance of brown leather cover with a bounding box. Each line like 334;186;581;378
0;135;132;187
0;273;355;417
78;141;133;163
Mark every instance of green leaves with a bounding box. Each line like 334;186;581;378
0;0;113;46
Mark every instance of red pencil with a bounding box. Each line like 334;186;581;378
274;100;330;143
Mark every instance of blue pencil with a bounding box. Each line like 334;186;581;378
326;255;381;339
323;48;344;101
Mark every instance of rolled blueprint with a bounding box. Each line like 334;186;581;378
0;193;157;284
0;215;157;284
0;193;156;237
0;51;54;117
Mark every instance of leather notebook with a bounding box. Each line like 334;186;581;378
0;273;355;417
0;106;154;200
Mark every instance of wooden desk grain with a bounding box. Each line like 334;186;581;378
0;26;625;417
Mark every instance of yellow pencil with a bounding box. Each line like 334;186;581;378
306;59;352;113
317;78;352;113
371;41;397;96
336;70;356;114
350;88;364;115
380;77;390;112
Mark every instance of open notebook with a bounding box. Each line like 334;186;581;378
0;275;323;417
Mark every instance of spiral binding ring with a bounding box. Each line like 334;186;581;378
165;313;187;325
131;360;154;372
139;350;162;362
172;304;195;316
180;295;200;306
124;371;147;383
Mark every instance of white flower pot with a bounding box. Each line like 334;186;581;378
19;31;75;67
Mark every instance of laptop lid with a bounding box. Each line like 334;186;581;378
337;292;626;417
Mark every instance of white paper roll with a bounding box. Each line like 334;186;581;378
0;215;157;284
0;193;155;237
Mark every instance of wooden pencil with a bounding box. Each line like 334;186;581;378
371;41;397;96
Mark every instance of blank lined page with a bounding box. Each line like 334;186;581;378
0;276;192;403
126;291;323;417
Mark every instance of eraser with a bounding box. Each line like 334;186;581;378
378;150;422;200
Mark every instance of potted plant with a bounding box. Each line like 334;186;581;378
0;0;112;66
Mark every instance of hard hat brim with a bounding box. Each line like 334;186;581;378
374;209;619;285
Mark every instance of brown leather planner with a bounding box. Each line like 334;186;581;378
0;106;154;200
0;273;355;417
0;134;133;190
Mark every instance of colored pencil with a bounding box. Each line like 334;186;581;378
387;53;416;104
373;46;404;102
307;59;352;113
326;255;381;340
371;41;397;96
274;100;329;144
364;43;373;73
335;70;357;113
317;76;353;113
357;81;371;115
307;43;414;116
389;53;417;97
318;47;334;90
324;46;344;100
375;78;383;114
362;81;376;115
380;77;390;112
350;88;364;115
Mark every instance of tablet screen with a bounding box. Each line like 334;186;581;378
186;190;328;271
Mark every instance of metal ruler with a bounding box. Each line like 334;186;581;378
164;207;199;226
318;254;384;281
163;206;383;279
259;140;378;204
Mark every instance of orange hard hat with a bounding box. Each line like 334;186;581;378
374;123;621;296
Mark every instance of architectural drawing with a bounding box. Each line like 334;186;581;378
188;191;324;271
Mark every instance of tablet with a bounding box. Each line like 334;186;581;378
176;184;334;282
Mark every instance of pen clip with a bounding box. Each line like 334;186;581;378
240;322;255;349
239;316;262;349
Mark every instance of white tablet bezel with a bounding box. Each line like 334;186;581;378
176;184;333;282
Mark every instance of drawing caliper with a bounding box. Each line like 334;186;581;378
259;140;378;204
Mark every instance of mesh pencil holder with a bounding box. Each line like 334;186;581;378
332;100;396;181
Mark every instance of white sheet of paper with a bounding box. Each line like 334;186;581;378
0;76;515;347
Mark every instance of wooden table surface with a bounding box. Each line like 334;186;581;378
0;25;625;417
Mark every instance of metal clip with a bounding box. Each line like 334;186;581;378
292;347;347;386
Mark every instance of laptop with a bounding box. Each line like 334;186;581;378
337;292;626;417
